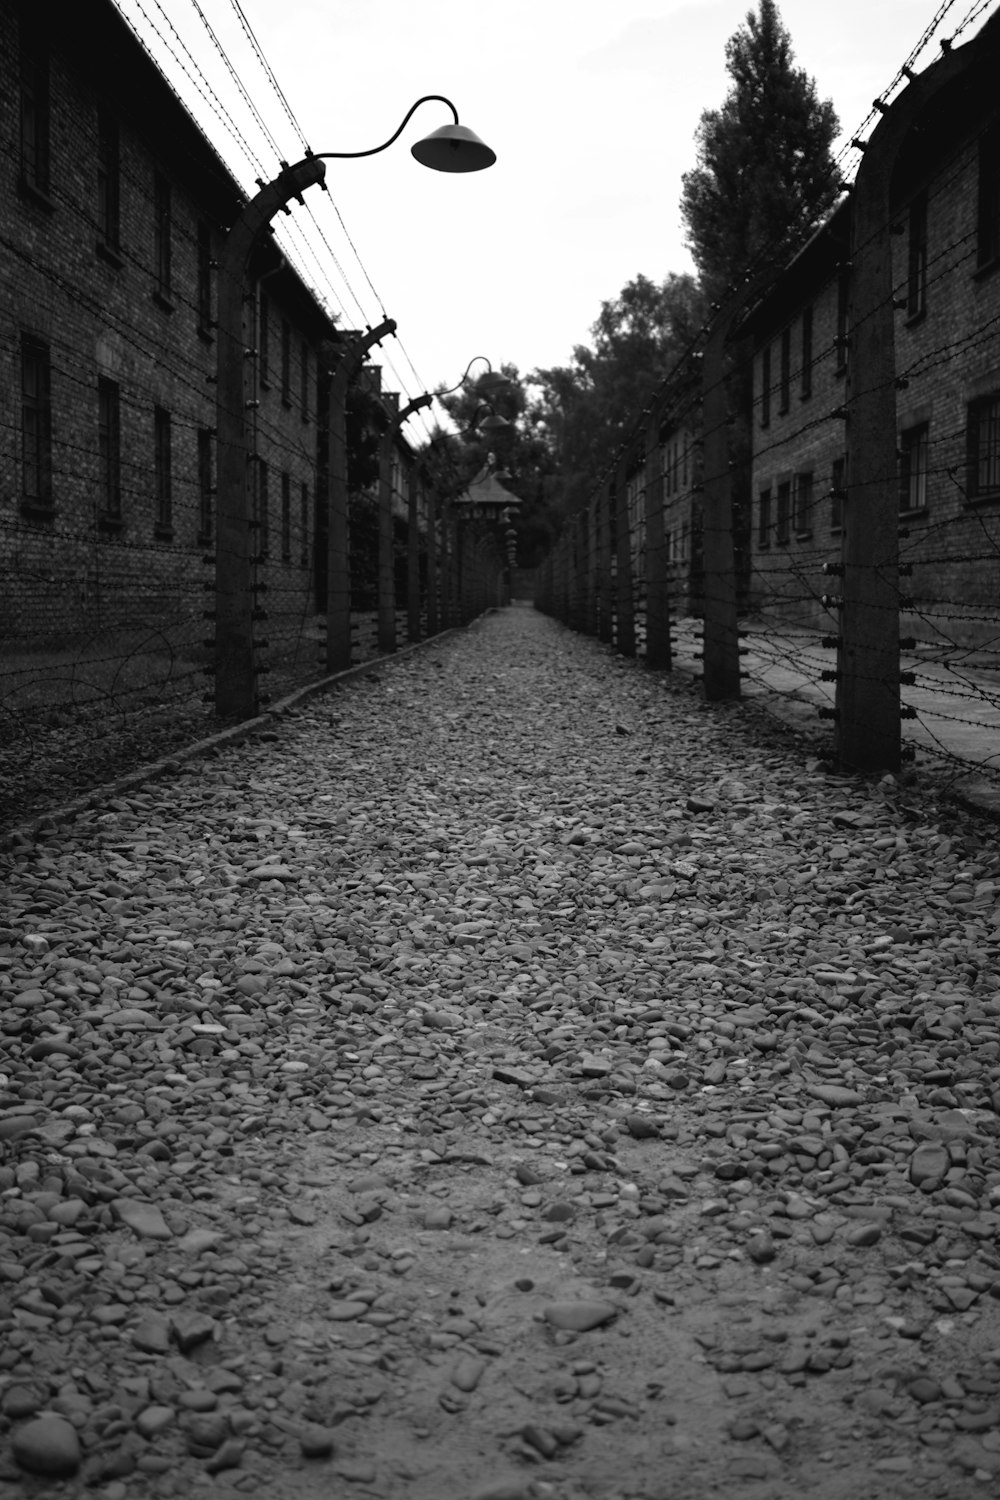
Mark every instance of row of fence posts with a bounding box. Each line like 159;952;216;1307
214;296;509;720
536;46;984;779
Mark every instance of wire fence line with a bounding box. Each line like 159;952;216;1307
534;13;1000;805
0;491;510;832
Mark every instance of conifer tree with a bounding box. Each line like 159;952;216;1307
681;0;841;303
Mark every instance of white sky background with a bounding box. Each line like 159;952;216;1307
117;0;997;440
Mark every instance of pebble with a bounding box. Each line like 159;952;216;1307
11;1416;81;1477
543;1301;619;1332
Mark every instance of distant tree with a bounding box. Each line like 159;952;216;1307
529;272;704;515
423;364;562;569
681;0;841;303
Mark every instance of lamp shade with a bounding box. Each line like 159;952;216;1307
411;124;496;173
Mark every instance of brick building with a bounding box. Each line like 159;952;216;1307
744;12;1000;650
0;0;346;670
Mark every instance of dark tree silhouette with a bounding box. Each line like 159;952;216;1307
681;0;841;303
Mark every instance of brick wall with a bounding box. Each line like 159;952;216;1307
748;71;1000;650
0;0;336;681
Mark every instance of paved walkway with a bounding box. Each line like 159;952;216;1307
1;606;999;1500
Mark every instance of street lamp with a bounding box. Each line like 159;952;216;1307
214;98;496;720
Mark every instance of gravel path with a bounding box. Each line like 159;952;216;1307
2;605;1000;1500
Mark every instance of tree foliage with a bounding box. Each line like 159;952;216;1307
680;0;841;303
528;272;704;516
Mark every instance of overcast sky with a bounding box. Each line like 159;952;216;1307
117;0;995;441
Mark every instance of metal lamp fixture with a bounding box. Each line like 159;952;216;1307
314;96;496;173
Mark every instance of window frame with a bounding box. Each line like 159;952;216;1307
778;326;791;414
153;171;173;307
19;25;51;202
97;376;122;524
906;190;928;321
760;343;772;428
153;405;172;535
280;470;292;561
800;304;813;401
97;108;121;257
775;479;791;544
966;392;1000;503
793;470;814;537
898;421;930;513
757;486;772;548
20;334;53;512
976;121;1000;273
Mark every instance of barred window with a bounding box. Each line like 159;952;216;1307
760;344;771;427
98;377;121;518
794;470;814;536
977;122;1000;270
778;326;791;414
280;471;292;561
758;487;772;546
97;110;120;250
898;422;929;512
197;221;213;333
19;26;50;195
907;192;928;319
21;334;52;507
776;479;791;543
153;172;172;300
800;305;813;400
967;394;1000;501
300;482;310;566
154;406;172;531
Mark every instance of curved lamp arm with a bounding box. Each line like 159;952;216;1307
311;96;495;172
437;357;510;400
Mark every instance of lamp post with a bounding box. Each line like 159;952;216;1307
213;98;496;720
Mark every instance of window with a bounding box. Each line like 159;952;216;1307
776;480;791;543
977;122;1000;270
97;377;121;520
197;221;212;333
835;267;850;374
830;456;847;532
760;343;771;427
253;459;269;556
300;481;310;566
300;342;310;421
197;428;214;542
967;393;1000;502
154;407;172;532
280;471;292;561
758;487;772;546
97;110;120;252
19;24;50;197
21;335;52;508
800;305;813;400
794;470;814;535
281;319;291;405
153;172;172;302
779;326;791;414
258;290;270;385
906;191;927;319
899;422;929;512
